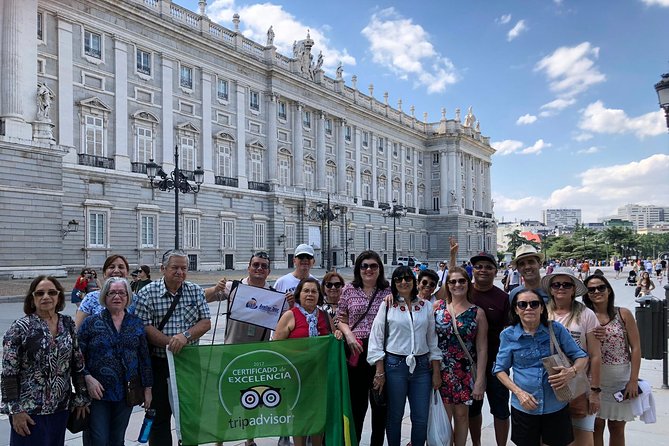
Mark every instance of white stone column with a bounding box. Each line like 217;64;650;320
475;158;483;213
371;134;378;204
413;149;419;209
485;162;492;214
57;18;74;149
267;94;278;184
293;102;304;187
354;127;362;201
201;71;213;182
160;55;174;168
316;111;326;192
114;37;130;170
448;149;458;213
1;0;37;140
235;82;248;188
337;119;346;195
400;143;406;206
465;155;473;211
440;149;448;213
386;138;392;203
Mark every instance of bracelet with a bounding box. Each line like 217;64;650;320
590;387;602;393
375;373;385;377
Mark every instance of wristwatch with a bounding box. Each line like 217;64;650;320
182;330;192;341
590;387;602;393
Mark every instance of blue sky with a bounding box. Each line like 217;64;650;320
180;0;669;223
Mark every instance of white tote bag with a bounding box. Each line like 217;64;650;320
427;389;452;446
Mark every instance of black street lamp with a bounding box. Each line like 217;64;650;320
146;145;204;250
383;199;407;265
339;206;350;268
475;219;493;252
310;194;340;270
655;73;669;132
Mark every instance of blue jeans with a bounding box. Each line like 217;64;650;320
88;399;133;446
384;353;432;446
9;410;69;446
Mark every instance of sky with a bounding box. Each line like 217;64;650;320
180;0;669;223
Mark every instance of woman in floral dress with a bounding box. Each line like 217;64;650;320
434;266;488;446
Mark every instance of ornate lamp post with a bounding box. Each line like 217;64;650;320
475;219;493;252
655;73;669;132
383;199;407;265
146;145;204;250
310;194;340;270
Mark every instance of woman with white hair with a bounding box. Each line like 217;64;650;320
78;277;153;446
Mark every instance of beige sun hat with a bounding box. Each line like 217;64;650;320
510;244;545;267
541;267;589;297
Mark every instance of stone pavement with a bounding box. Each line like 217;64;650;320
0;267;666;445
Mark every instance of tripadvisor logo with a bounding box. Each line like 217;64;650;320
219;349;301;427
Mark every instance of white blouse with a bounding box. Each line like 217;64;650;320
367;298;441;372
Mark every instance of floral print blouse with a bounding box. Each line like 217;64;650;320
1;314;89;415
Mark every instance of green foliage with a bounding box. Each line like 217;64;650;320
506;229;540;254
543;230;669;261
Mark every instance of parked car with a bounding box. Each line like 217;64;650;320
397;256;417;267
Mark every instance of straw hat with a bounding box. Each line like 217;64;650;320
511;244;544;267
541;267;588;297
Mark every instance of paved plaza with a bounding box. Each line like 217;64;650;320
0;267;666;445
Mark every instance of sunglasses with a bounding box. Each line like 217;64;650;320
420;280;437;288
473;264;496;271
360;263;379;271
550;281;574;290
33;290;59;298
587;285;608;293
516;300;542;310
325;282;343;289
250;262;270;270
393;275;414;283
447;278;467;285
296;254;313;260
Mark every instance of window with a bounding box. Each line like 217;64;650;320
217;78;229;101
362;131;369;147
362;174;372;200
406;149;411;161
254;222;266;250
180;137;195;171
305;160;315;190
84;30;102;59
326;165;336;193
85;115;104;156
433;195;440;211
346;170;354;196
180;65;193;89
432;153;440;164
303;111;311;128
37;12;44;41
279;155;291;186
278;101;287;119
250;148;263;182
183;217;199;249
366;230;372;250
409;233;416;251
345;125;352;142
136;127;153;163
136;49;151;76
88;211;106;247
221;220;234;248
216;141;232;177
378;179;386;202
249;90;260;111
325;119;332;135
393;143;398;157
378;137;384;153
140;215;156;248
405;190;413;207
286;224;296;249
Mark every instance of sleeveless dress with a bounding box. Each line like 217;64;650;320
435;301;478;404
598;310;634;421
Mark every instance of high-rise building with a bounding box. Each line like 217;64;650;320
617;204;666;230
0;0;496;276
542;209;581;228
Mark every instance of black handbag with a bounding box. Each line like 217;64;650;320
125;375;145;407
66;397;89;433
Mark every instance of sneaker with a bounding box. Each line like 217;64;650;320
278;436;292;446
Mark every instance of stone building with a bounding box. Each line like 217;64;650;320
0;0;496;277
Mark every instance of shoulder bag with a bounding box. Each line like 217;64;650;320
345;289;379;366
448;303;477;384
542;322;590;402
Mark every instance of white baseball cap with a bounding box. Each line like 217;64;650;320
294;244;315;257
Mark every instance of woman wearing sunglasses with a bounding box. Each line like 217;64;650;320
542;268;602;446
321;271;345;320
582;274;641;446
1;276;90;445
367;266;441;446
494;289;588;446
416;269;440;302
433;267;488;446
336;250;390;446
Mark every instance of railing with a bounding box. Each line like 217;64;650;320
248;181;270;192
484;212;493;219
378;202;390;210
78;154;115;169
215;176;239;187
143;0;158;8
405;206;416;213
418;209;439;215
131;162;148;174
464;209;473;215
362;200;375;208
209;23;235;44
475;211;483;217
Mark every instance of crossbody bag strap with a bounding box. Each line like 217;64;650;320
350;289;378;332
548;321;569;362
382;303;389;353
157;292;183;332
448;303;476;380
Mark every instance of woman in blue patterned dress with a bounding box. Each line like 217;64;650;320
434;266;488;446
78;277;153;446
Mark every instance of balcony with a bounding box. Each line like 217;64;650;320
78;154;115;169
464;209;473;216
378;202;390;210
215;176;239;187
248;181;270;192
475;211;483;217
362;199;375;208
405;206;416;213
484;212;493;218
419;209;439;215
131;162;148;174
180;170;195;181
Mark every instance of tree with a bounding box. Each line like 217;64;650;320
506;229;539;254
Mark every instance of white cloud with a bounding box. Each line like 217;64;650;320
492;139;550;155
497;14;512;25
577;146;600;154
579;101;666;138
207;1;355;75
507;20;527;41
361;8;458;94
641;0;669;6
573;133;594;142
520;139;551;155
535;42;606;99
493;154;669;221
516;114;538;125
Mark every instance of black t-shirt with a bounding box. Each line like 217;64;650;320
471;285;510;366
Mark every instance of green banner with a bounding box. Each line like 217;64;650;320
167;335;357;446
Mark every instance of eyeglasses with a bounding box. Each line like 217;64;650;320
587;285;608;293
360;263;379;271
447;278;467;285
33;290;59;298
420;280;437;288
393;275;414;283
296;254;313;260
324;282;343;289
516;300;541;310
250;262;270;270
107;291;128;297
301;288;319;295
550;281;574;290
473;264;496;271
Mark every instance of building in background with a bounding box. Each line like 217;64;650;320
542;208;581;228
0;0;496;277
616;204;667;231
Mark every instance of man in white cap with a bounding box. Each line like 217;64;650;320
508;244;549;303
